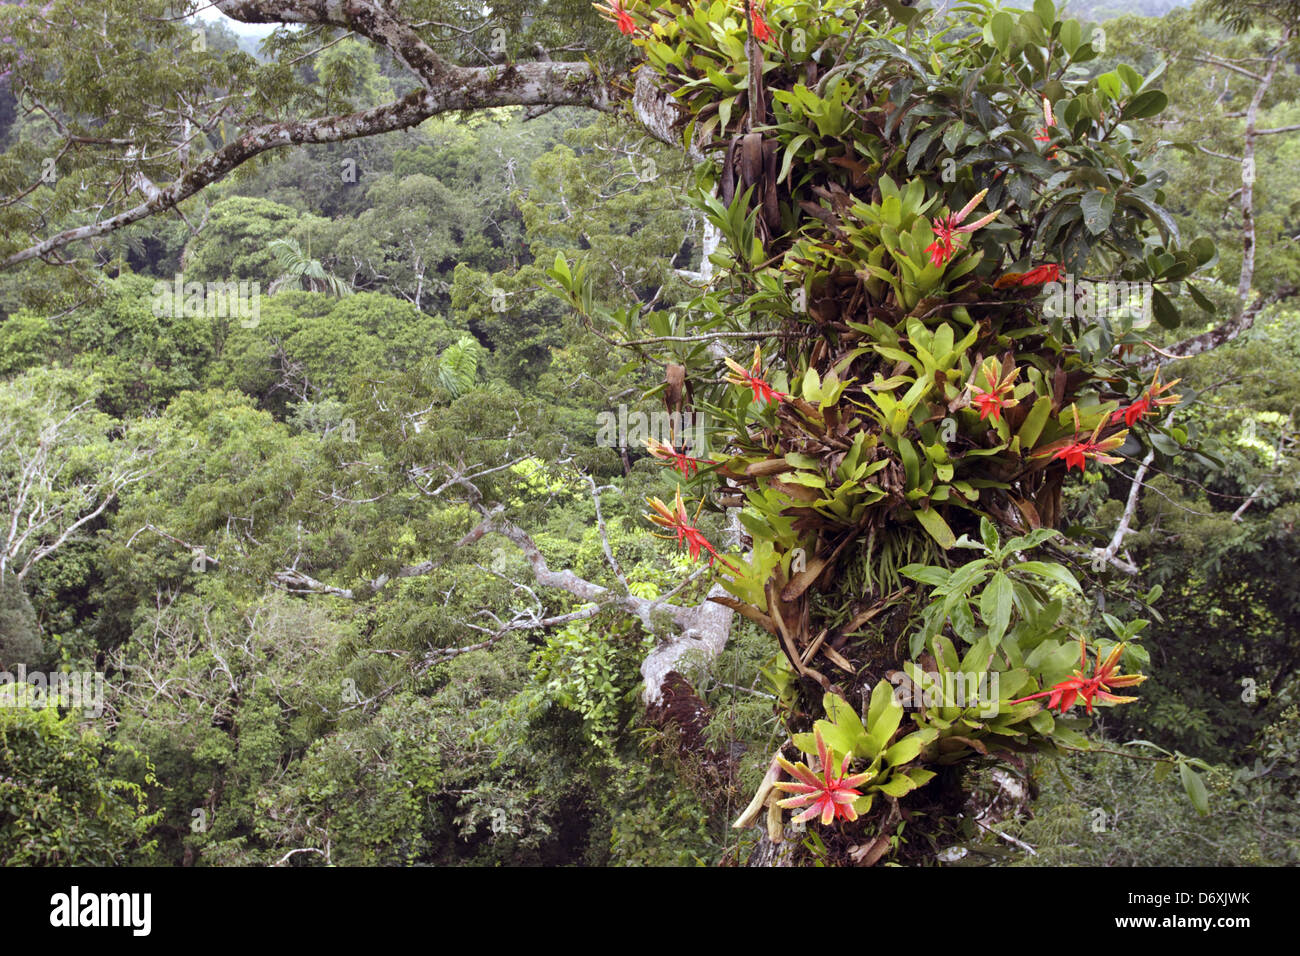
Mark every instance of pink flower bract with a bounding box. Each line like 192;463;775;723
773;728;872;826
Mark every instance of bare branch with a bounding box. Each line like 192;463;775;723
1092;439;1159;576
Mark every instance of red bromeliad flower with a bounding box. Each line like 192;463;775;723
926;188;1002;267
594;1;637;34
773;728;872;826
644;487;739;572
1037;405;1127;473
1009;638;1147;715
970;387;1007;423
724;344;788;404
1050;431;1126;472
645;436;716;477
1052;439;1092;472
1019;262;1061;286
748;0;773;41
967;356;1020;425
926;224;957;267
1113;393;1151;428
1111;370;1182;427
993;263;1062;289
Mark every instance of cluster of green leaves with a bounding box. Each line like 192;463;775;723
800;685;939;811
904;520;1080;650
0;688;160;865
533;616;655;752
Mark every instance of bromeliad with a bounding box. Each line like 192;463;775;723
724;344;788;404
1009;637;1147;714
1111;370;1182;428
773;727;872;826
926;188;1002;267
967;357;1020;425
594;1;638;34
1037;405;1127;473
645;436;715;477
644;486;738;572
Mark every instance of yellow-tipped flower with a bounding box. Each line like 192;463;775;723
643;486;737;572
645;436;714;477
724;345;788;404
968;356;1020;424
1009;637;1147;714
927;188;1002;266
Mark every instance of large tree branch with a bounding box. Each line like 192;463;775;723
1232;32;1287;306
1;0;700;269
1137;284;1298;372
138;498;737;704
1092;417;1172;575
214;0;451;86
467;506;735;703
2;62;613;269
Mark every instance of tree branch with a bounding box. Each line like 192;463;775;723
1137;284;1298;372
3;64;613;269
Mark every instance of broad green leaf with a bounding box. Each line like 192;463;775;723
1122;89;1168;120
1080;190;1114;235
913;506;957;549
1179;763;1210;815
981;572;1014;646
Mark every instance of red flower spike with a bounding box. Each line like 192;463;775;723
748;1;773;41
1110;370;1182;428
773;728;873;826
645;436;715;478
926;188;1001;268
970;387;1006;423
1035;404;1128;473
1035;97;1061;160
1009;638;1147;715
644;487;739;573
926;219;959;267
1113;394;1151;428
1052;440;1091;472
1019;263;1061;286
724;344;788;404
594;2;637;35
967;357;1020;424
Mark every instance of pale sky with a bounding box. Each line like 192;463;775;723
195;4;285;38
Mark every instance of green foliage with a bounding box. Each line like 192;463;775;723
0;575;44;669
0;274;216;416
0;0;1295;869
182;196;329;285
313;38;394;113
267;238;352;297
204;291;462;415
533;616;655;752
0;690;159;865
1003;720;1299;866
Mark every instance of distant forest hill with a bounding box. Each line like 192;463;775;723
1002;0;1191;17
